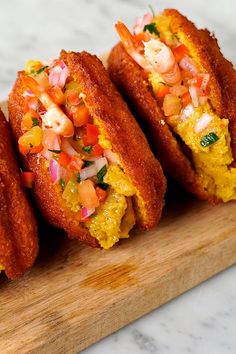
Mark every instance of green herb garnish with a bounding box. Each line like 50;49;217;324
200;132;219;147
143;23;160;36
97;182;109;191
77;174;81;183
32;117;39;127
82;145;92;153
33;65;49;76
148;4;155;16
97;165;107;182
59;178;65;189
48;149;61;153
84;160;94;167
29;143;33;148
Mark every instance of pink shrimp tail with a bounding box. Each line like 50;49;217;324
22;75;42;96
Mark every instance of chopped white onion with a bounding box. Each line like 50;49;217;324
179;56;198;76
61;139;80;157
94;157;108;172
194;113;212;133
80;165;98;181
104;149;119;164
189;86;199;108
48;63;69;88
180;104;194;120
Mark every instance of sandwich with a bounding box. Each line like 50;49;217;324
108;9;236;203
8;50;166;249
0;109;38;279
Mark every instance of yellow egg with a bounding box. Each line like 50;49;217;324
170;103;236;202
88;190;128;249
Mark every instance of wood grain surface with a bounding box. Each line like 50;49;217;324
0;190;236;354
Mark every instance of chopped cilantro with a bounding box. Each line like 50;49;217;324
82;145;92;153
200;132;219;147
143;23;160;36
97;182;109;191
97;165;107;182
59;178;65;189
32;117;39;127
33;65;49;76
77;173;81;183
84;160;94;167
29;143;33;148
48;149;61;153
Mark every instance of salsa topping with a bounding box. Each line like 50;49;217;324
18;58;125;219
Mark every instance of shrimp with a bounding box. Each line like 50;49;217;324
115;21;153;72
144;39;181;84
22;76;74;137
116;21;181;85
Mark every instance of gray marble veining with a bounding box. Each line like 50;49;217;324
1;1;235;353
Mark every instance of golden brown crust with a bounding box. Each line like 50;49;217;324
199;29;236;163
108;43;217;203
8;73;98;248
163;9;223;117
8;51;166;248
0;110;38;279
60;50;166;229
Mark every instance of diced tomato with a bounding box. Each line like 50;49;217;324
155;84;171;99
189;74;210;96
181;92;192;107
189;73;209;89
72;104;90;127
163;94;182;116
78;180;100;209
68;156;84;171
21;171;35;188
65;90;80;106
30;144;43;154
58;152;71;167
24;96;39;113
48;86;65;105
172;44;189;62
21;109;40;131
82;124;99;146
91;143;104;157
96;187;108;202
19;144;29;155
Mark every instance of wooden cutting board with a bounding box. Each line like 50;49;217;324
1;96;236;353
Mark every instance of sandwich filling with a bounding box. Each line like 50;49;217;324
18;58;137;249
116;13;236;201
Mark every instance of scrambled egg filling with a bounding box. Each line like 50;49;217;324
148;16;236;201
87;164;136;249
88;191;135;249
169;105;236;201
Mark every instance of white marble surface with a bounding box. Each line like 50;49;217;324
1;0;235;353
